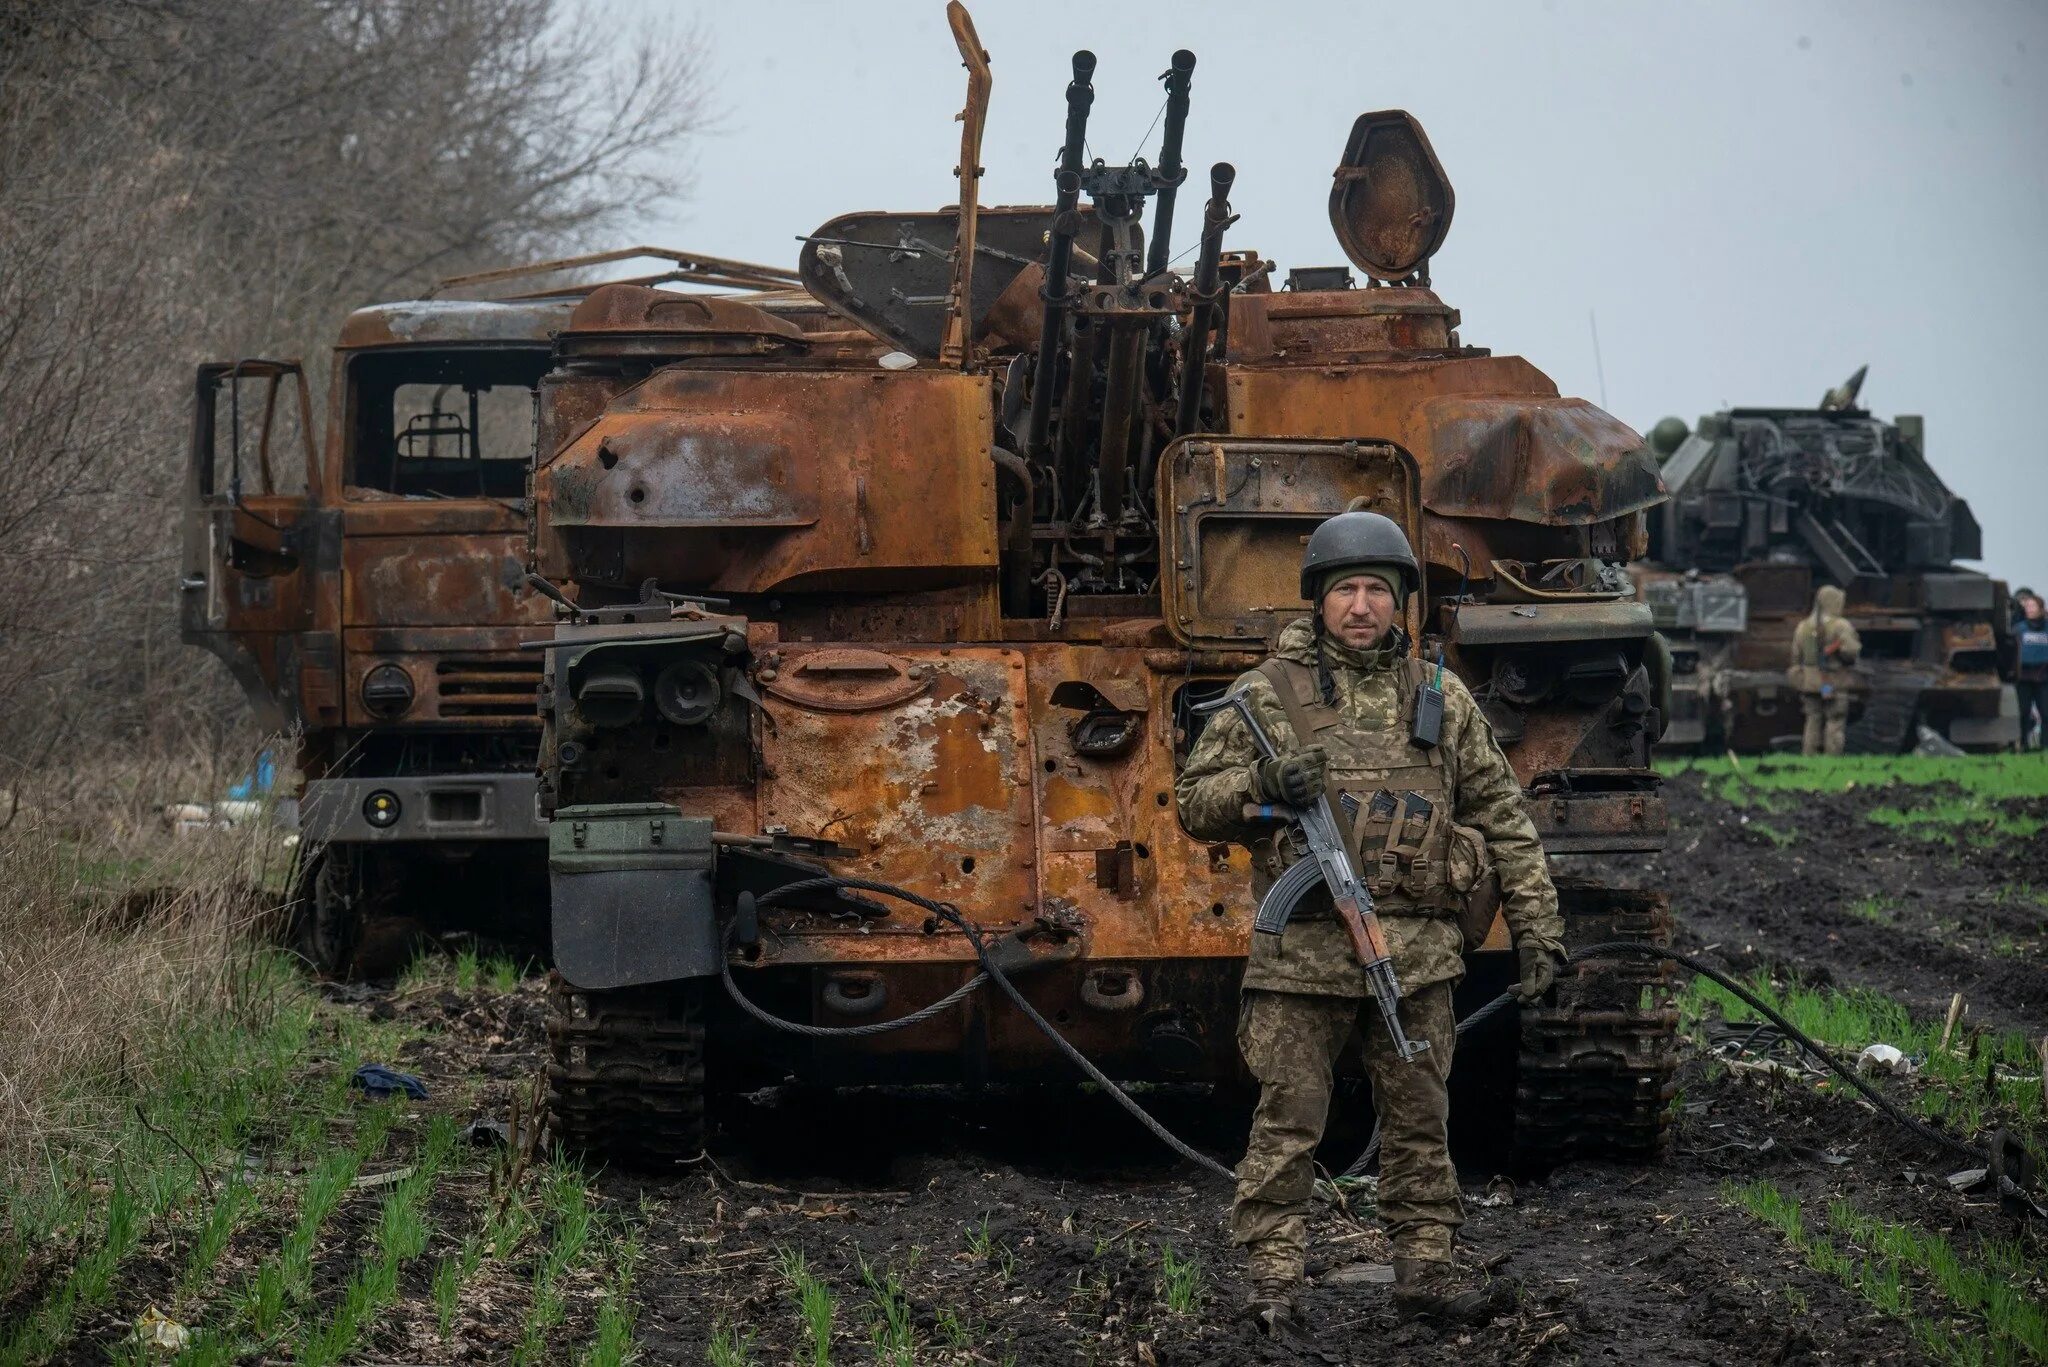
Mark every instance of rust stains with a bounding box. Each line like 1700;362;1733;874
1419;395;1664;526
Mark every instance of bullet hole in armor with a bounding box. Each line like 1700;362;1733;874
598;445;618;470
1134;842;1150;859
741;943;762;962
1056;1010;1072;1024
1044;758;1058;773
960;857;977;874
1210;902;1226;917
628;485;646;504
1155;791;1170;806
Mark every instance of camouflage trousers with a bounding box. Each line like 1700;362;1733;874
1230;982;1460;1280
1801;693;1850;756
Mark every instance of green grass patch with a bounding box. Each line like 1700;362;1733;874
1747;818;1798;847
1847;894;1900;924
0;934;645;1364
297;1114;457;1366
856;1255;915;1366
1682;971;2043;1145
0;949;316;1363
579;1231;641;1367
1159;1243;1203;1315
512;1159;599;1365
778;1247;837;1367
1671;753;2048;840
1724;1180;2048;1366
707;1321;758;1367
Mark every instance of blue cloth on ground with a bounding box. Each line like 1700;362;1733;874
350;1063;429;1100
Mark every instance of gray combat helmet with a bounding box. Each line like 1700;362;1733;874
1299;510;1420;601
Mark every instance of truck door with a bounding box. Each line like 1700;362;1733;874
179;359;323;730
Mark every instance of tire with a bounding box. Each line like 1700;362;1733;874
286;846;363;978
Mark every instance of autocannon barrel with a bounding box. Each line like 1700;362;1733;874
1024;51;1096;466
1175;162;1235;437
1144;49;1196;279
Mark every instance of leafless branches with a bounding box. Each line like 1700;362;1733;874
0;0;705;764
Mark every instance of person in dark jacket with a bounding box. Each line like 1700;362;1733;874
2016;590;2047;750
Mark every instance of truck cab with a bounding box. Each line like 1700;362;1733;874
180;252;800;973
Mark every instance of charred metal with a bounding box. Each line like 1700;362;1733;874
529;27;1677;1168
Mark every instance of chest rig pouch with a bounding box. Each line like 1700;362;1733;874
1254;654;1497;943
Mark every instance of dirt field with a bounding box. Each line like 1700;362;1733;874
6;763;2044;1364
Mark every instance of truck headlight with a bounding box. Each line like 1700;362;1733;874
362;664;416;719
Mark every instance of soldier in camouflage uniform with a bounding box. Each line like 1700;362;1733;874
1175;511;1565;1329
1788;583;1861;756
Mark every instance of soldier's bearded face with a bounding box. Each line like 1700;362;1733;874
1320;575;1397;649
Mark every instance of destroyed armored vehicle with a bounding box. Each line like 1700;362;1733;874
532;9;1677;1170
179;250;798;973
1638;367;2017;752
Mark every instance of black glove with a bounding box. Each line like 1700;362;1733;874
1516;943;1565;1003
1252;746;1328;809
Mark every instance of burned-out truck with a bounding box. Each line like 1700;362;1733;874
533;12;1677;1168
179;250;798;973
1638;368;2017;753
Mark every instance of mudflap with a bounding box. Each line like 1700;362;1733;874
549;804;719;989
1513;877;1678;1170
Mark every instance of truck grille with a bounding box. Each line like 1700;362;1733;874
435;656;542;720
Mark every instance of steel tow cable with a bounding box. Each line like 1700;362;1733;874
720;880;2031;1205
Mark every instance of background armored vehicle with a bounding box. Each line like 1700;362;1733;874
1638;368;2017;753
179;249;798;974
532;12;1676;1170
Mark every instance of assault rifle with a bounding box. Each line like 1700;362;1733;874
1192;690;1428;1062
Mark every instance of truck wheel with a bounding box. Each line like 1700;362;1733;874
286;847;362;978
545;975;707;1166
1513;878;1678;1171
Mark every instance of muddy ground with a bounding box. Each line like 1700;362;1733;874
53;773;2038;1363
1589;776;2048;1034
336;770;2037;1366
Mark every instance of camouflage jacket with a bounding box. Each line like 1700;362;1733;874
1788;613;1861;694
1176;618;1563;997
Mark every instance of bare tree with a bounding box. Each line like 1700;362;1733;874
0;0;705;771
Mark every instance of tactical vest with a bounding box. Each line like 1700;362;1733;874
1250;655;1492;929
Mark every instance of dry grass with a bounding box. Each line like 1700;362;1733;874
0;738;296;1181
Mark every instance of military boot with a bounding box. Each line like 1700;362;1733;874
1390;1257;1510;1324
1242;1276;1299;1334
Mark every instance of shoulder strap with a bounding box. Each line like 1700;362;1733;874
1255;657;1321;752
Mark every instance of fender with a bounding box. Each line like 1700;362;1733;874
550;803;719;989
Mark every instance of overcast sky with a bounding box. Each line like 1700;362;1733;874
605;0;2047;594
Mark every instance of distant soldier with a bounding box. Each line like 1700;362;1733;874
2015;589;2047;750
1789;584;1861;756
1175;511;1564;1330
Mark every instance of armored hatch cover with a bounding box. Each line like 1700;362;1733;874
799;205;1099;359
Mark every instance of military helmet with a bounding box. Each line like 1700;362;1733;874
1299;510;1419;601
